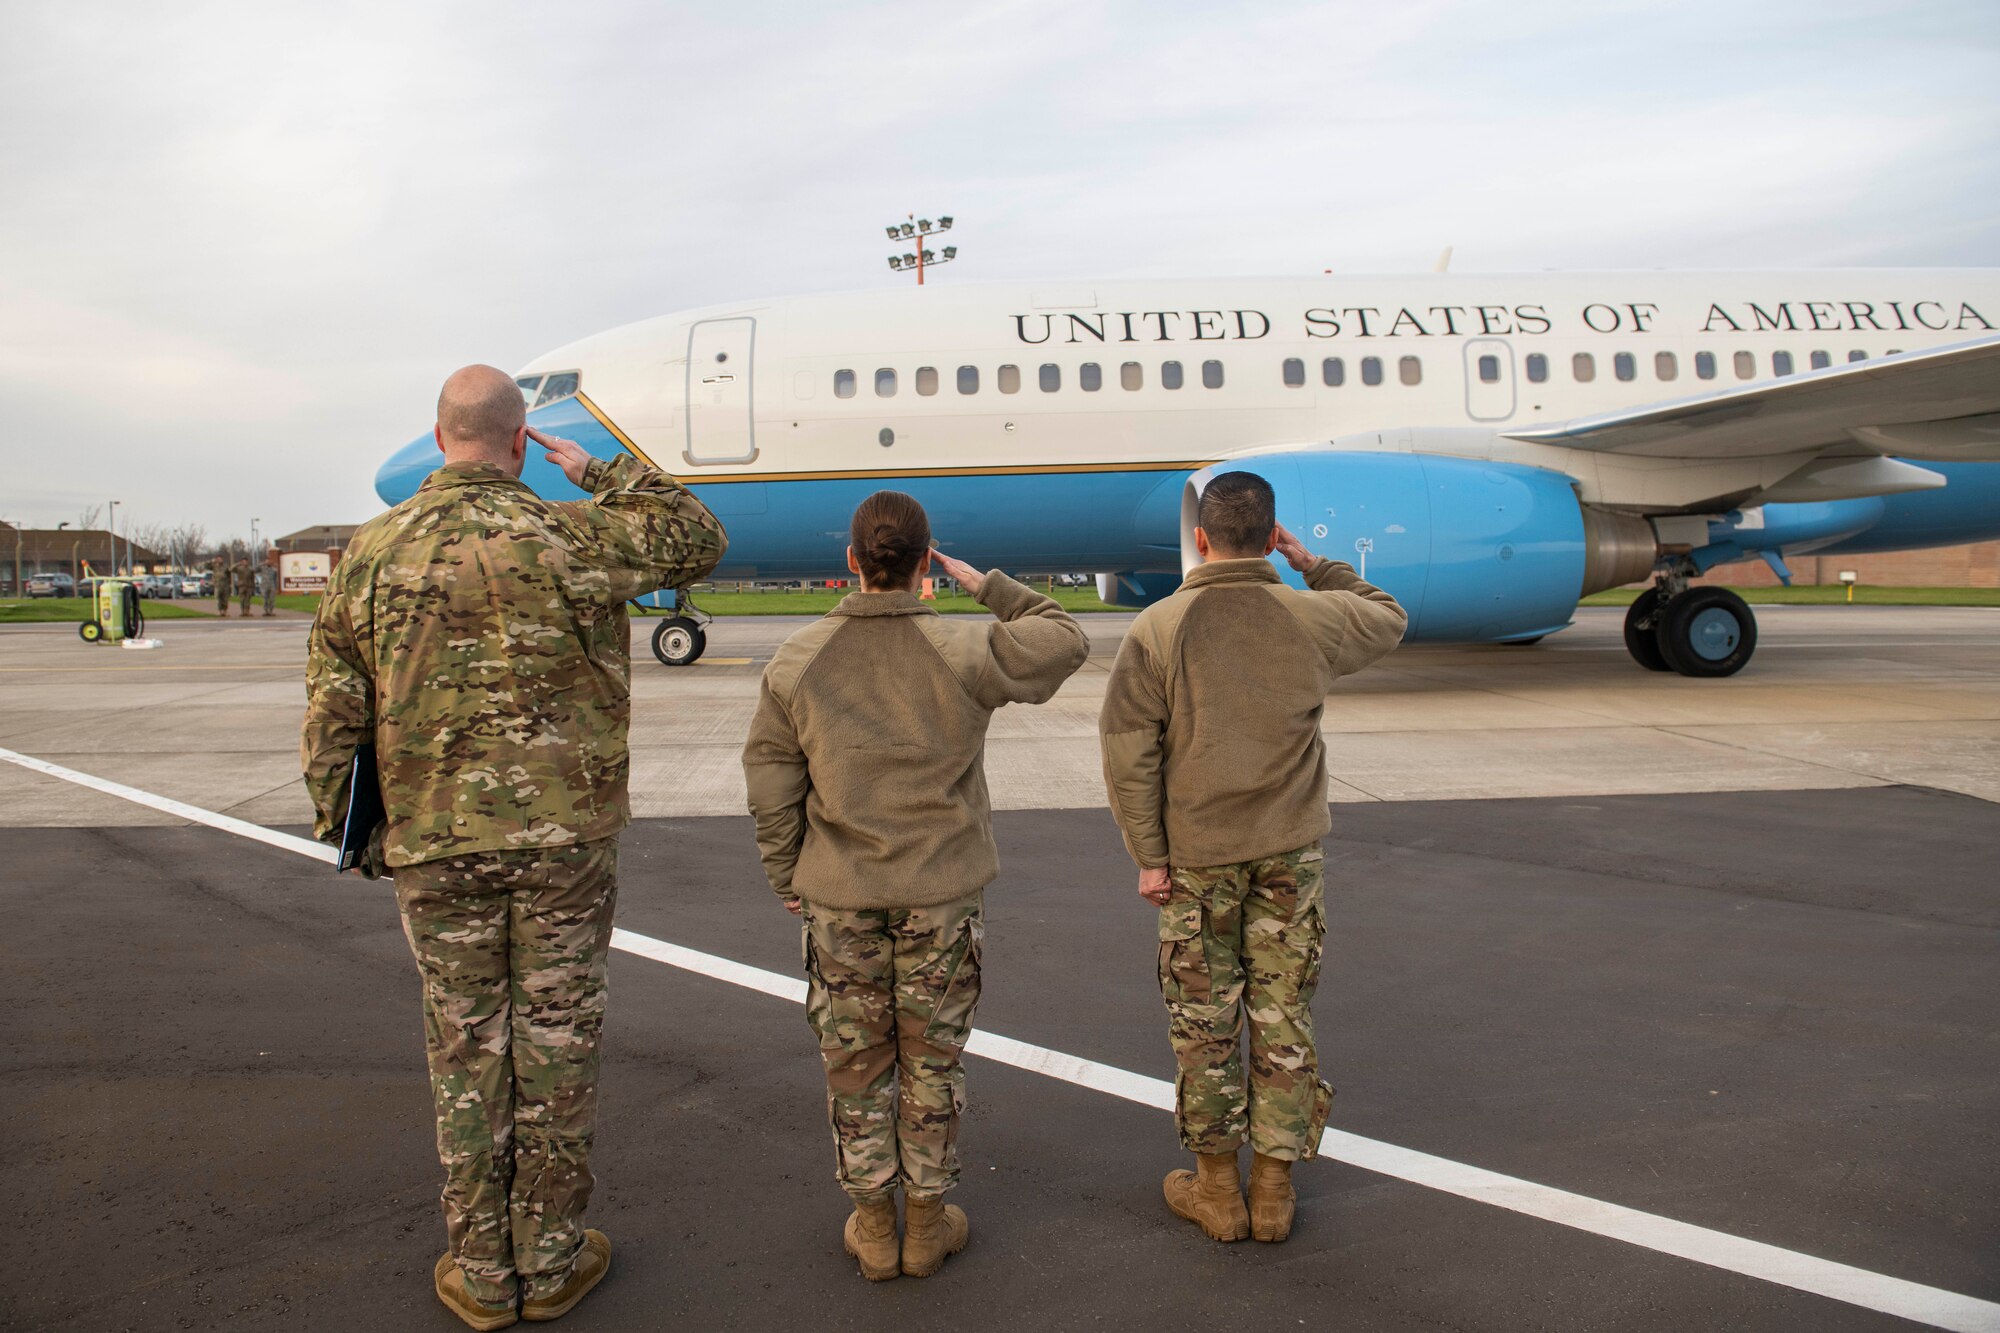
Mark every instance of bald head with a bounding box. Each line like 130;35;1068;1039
435;364;527;468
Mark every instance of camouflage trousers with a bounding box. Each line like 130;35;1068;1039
1158;844;1333;1161
393;840;618;1307
801;893;983;1203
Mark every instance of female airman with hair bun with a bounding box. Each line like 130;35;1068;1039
741;489;1088;1281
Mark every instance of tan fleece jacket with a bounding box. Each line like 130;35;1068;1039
1099;556;1406;870
743;571;1088;909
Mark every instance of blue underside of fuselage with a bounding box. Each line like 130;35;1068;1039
375;397;2000;643
374;397;1190;578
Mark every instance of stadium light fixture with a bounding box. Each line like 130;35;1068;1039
879;212;961;285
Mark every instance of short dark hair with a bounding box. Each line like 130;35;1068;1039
1197;471;1276;555
850;490;931;588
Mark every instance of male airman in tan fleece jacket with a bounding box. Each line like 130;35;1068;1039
1099;469;1406;1246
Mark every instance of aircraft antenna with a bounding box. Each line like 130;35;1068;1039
1433;246;1454;273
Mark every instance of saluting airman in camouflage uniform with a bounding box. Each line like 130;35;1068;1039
303;364;725;1329
211;556;229;615
1100;470;1405;1246
234;559;253;616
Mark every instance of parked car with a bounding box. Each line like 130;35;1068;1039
74;577;101;601
178;574;203;597
26;573;75;599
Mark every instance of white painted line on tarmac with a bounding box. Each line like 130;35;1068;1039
4;742;1996;1333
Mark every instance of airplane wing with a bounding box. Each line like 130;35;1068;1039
1504;334;2000;461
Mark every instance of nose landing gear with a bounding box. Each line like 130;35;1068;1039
1623;562;1758;677
648;589;711;667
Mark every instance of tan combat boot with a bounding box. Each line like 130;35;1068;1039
900;1195;969;1277
843;1196;901;1281
432;1254;518;1331
1163;1150;1250;1242
1248;1153;1297;1242
520;1229;611;1322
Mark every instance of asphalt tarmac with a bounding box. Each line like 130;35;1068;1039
6;789;1996;1332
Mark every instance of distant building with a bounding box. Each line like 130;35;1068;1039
3;522;168;588
1702;541;1999;589
274;524;361;561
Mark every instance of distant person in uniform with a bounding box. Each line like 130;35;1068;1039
743;491;1087;1281
302;364;726;1329
234;559;253;617
257;559;277;617
1098;471;1406;1245
212;556;229;615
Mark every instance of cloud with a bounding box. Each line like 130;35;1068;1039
0;0;1994;538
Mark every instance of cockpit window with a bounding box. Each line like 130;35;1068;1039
515;375;543;405
533;372;580;408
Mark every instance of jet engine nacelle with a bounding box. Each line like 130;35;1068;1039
1186;450;1641;643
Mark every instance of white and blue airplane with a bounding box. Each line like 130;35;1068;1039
376;270;2000;674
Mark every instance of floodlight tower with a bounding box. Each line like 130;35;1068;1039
883;213;957;285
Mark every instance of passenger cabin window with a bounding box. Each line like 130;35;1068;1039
915;366;939;396
1734;351;1755;379
834;369;857;399
1398;356;1421;385
998;364;1021;394
1282;357;1305;387
875;368;897;397
1573;353;1596;383
1162;360;1184;390
1121;361;1143;390
1039;363;1061;392
1202;359;1224;389
1525;353;1548;383
957;365;979;394
1478;354;1500;383
1361;356;1383;386
1847;349;1868;362
1322;357;1345;387
1772;351;1794;376
1080;362;1102;391
1695;351;1717;380
1809;350;1831;370
534;372;580;408
1655;352;1677;381
1614;352;1636;382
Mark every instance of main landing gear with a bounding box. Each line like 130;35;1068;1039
1623;562;1758;677
649;589;711;667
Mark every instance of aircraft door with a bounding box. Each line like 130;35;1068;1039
1463;338;1516;422
685;317;757;464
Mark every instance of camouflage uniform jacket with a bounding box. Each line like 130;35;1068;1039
302;455;726;868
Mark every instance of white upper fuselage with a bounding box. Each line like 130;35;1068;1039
516;270;1998;512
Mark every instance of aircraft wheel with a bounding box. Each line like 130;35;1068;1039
651;616;706;666
1622;588;1671;672
1656;587;1757;678
79;621;103;643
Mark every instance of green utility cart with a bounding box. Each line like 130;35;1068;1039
79;578;144;644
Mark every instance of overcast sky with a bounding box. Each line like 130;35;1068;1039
2;0;1995;544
